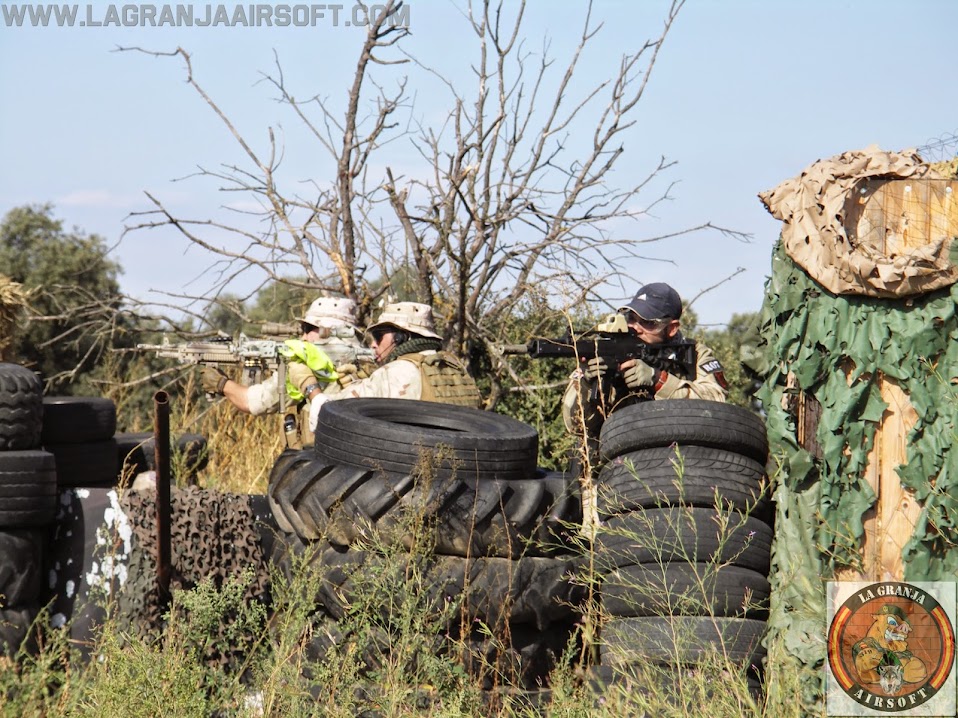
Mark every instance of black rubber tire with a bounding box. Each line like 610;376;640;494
313;399;539;481
601;563;770;618
586;663;764;707
595;508;772;573
601;616;767;669
45;439;119;488
0;529;44;606
115;432;209;481
597;445;771;521
0;450;57;527
0;605;39;657
41;396;117;444
452;622;577;689
273;535;585;629
269;451;580;557
599;400;768;464
0;363;42;451
303;619;574;691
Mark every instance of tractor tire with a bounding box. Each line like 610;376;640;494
0;363;42;451
0;605;39;658
269;451;579;557
273;535;585;629
0;450;57;527
0;529;44;606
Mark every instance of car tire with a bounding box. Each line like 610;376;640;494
599;400;768;464
312;399;539;482
41;396;117;444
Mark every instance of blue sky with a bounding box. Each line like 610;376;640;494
2;0;956;327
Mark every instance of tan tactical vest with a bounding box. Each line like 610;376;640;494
402;352;482;407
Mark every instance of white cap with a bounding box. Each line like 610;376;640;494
300;297;358;329
367;302;441;340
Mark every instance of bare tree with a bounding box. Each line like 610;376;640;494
121;0;746;405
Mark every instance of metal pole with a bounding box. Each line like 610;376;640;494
153;390;172;601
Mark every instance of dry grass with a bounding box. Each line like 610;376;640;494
0;274;31;362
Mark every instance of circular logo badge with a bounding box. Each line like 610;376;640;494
828;582;955;711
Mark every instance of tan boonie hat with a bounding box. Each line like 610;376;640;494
300;297;358;329
367;301;441;340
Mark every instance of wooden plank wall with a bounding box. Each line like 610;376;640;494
845;179;958;255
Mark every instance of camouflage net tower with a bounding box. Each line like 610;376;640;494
756;146;958;711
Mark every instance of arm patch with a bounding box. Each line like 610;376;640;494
701;359;723;374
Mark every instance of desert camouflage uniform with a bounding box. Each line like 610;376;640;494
330;349;480;407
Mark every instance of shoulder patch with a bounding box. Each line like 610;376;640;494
701;359;722;374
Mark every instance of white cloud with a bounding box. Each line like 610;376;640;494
57;189;139;209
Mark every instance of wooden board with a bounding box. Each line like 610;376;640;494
835;375;920;582
844;179;958;256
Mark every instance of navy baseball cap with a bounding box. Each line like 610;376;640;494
619;283;683;321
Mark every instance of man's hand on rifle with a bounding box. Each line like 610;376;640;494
582;356;609;381
621;358;656;389
200;366;229;395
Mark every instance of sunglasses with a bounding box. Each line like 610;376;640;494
620;310;667;331
370;328;391;343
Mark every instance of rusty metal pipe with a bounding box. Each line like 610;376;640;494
153;390;172;601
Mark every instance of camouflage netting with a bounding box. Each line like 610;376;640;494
757;148;958;711
117;486;270;668
758;145;958;297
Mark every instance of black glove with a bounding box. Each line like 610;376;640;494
200;366;229;395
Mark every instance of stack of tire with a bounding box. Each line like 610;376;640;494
268;398;585;697
592;399;771;691
40;397;209;657
0;363;54;657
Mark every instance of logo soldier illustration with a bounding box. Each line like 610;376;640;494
828;582;955;713
852;605;927;693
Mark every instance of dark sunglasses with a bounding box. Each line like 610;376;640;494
301;322;319;334
370;327;391;343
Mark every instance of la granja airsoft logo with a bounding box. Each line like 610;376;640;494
827;581;956;716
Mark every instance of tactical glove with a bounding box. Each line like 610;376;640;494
622;359;656;390
582;356;609;381
200;366;229;395
335;362;359;387
287;361;319;397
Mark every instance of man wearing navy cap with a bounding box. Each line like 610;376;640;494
561;282;728;438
